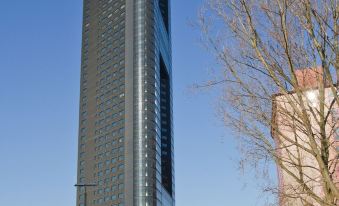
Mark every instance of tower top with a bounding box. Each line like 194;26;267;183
294;67;324;89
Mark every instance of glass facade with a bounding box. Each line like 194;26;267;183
76;0;174;206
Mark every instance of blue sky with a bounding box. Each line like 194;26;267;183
0;0;273;205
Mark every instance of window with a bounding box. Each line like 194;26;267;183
118;164;124;170
98;180;103;186
112;176;117;182
335;128;339;140
332;108;339;121
118;183;124;190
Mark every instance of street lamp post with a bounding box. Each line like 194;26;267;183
74;183;97;206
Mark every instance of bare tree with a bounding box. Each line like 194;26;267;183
197;0;339;205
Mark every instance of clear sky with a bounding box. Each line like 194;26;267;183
0;0;273;205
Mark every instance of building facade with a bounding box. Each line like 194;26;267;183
76;0;174;205
272;68;339;205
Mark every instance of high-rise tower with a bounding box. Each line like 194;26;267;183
76;0;174;206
